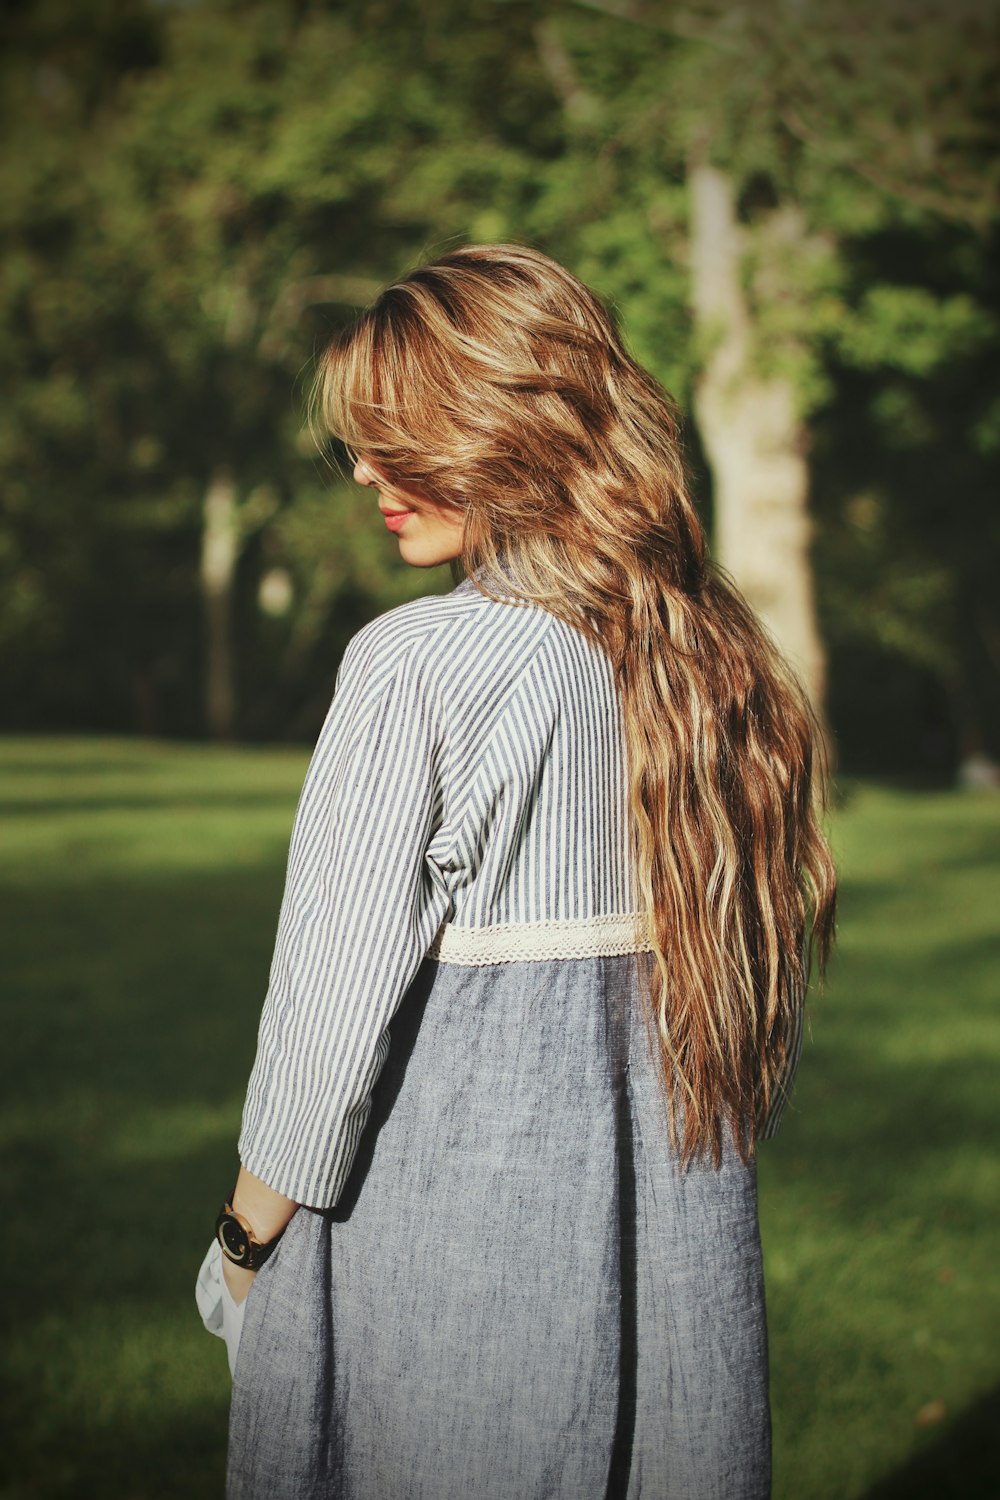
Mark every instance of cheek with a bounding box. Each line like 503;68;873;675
445;513;466;547
422;505;463;537
423;509;465;562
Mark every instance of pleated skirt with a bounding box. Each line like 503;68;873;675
226;952;771;1499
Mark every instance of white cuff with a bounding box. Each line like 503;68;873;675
195;1237;245;1376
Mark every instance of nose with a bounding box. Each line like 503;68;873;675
353;454;377;487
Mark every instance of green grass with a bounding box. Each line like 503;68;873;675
1;739;998;1499
760;781;1000;1499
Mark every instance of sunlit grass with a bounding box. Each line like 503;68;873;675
1;741;997;1498
760;780;1000;1500
0;736;309;1499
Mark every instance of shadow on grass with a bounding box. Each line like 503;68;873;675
770;968;999;1204
0;790;301;817
1;857;289;1497
0;1383;231;1500
2;754;998;1500
858;1384;1000;1499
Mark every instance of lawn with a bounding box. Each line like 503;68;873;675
1;738;997;1499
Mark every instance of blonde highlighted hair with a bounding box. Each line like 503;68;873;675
313;242;836;1165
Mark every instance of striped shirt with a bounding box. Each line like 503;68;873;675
238;574;799;1206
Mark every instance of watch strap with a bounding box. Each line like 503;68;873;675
215;1200;284;1272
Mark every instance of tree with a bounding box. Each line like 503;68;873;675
1;0;997;771
521;0;1000;765
1;0;579;735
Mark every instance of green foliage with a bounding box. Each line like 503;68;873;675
0;0;997;760
812;216;1000;769
834;287;994;376
1;740;998;1496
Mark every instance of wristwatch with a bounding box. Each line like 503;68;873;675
215;1199;285;1271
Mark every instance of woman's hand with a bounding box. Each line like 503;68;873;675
222;1258;258;1306
222;1164;300;1305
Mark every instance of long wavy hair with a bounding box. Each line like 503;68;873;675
312;242;836;1165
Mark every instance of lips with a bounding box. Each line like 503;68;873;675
381;510;412;532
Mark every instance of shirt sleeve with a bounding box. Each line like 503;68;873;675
237;627;453;1207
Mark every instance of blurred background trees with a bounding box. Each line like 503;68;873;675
1;0;997;774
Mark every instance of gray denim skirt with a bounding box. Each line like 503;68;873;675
227;952;771;1499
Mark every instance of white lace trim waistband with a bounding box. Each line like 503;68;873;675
427;912;654;966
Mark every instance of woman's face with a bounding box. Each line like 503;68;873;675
353;455;465;568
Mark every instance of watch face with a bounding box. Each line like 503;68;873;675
218;1214;252;1265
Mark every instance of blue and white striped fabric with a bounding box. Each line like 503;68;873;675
228;571;782;1497
239;575;638;1205
238;573;798;1208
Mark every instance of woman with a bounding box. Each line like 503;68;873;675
199;243;836;1499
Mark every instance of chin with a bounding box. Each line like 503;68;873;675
399;543;463;569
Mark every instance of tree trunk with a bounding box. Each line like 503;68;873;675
688;161;828;729
200;465;238;739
